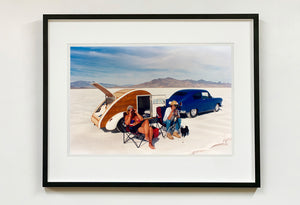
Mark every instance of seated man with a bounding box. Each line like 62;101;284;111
163;100;182;139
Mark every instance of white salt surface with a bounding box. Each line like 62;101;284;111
69;88;232;155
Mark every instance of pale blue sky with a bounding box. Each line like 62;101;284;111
70;45;232;85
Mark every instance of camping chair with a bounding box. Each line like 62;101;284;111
123;126;146;148
155;106;166;138
121;112;147;148
155;106;178;137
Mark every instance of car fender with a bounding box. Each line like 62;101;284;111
105;112;124;131
215;98;223;106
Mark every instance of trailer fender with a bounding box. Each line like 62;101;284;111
105;112;124;131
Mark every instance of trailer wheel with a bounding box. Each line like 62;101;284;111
117;117;126;133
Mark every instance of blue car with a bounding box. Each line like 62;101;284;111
166;89;223;118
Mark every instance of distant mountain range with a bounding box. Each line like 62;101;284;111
70;81;118;89
130;77;231;88
70;78;231;89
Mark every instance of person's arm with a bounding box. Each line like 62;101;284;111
125;113;131;125
175;109;180;118
167;110;174;120
167;106;176;120
135;109;144;121
163;107;170;122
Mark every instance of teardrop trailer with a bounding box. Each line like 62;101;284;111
90;83;166;132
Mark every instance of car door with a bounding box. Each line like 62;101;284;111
192;92;205;113
201;91;213;111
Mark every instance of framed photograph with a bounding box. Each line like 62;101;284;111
43;14;260;187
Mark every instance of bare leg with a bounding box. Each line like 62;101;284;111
141;120;150;141
140;120;154;149
149;126;153;140
148;127;154;149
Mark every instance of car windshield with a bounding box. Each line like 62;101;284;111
172;91;187;96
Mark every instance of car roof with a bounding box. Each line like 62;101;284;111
174;89;208;94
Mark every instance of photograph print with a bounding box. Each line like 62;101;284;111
69;44;232;155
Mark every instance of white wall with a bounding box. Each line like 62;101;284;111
0;0;299;204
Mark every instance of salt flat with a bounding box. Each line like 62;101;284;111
69;87;232;155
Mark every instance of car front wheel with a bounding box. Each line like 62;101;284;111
187;109;198;118
214;104;220;112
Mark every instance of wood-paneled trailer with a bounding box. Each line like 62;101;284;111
91;83;164;132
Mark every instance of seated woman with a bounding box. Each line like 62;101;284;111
124;105;155;149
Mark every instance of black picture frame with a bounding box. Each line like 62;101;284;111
43;14;260;188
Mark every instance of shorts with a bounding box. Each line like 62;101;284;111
129;120;144;133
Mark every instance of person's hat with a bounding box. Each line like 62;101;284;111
169;100;178;106
127;105;134;111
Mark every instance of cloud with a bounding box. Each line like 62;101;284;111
70;45;232;84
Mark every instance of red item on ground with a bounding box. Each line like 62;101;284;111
153;128;159;138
